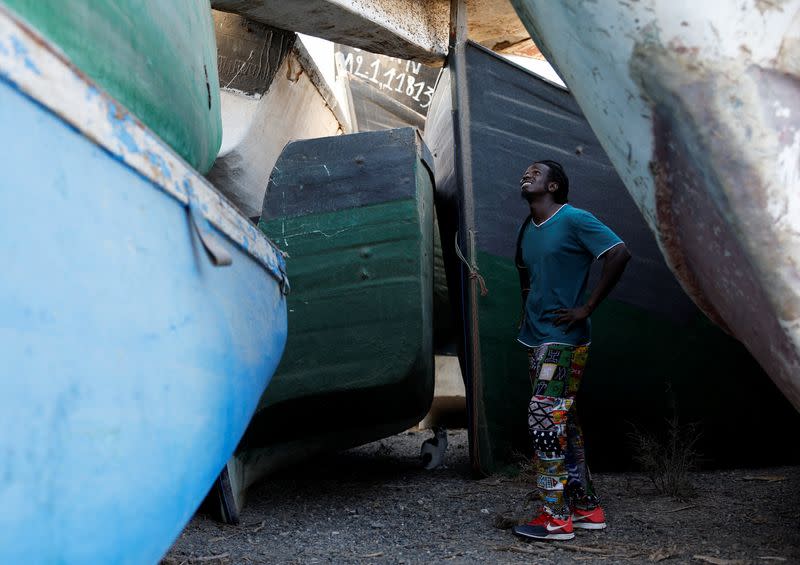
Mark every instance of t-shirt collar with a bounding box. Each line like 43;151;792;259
532;204;567;228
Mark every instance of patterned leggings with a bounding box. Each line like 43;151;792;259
527;343;599;519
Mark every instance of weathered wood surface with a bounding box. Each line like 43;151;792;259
207;11;346;219
211;0;537;63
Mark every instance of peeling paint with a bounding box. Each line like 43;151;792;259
11;34;38;74
0;5;287;287
107;104;140;154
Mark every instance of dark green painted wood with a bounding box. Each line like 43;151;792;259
240;128;434;479
259;198;433;413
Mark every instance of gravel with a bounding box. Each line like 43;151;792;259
163;429;800;564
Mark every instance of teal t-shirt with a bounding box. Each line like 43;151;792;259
517;204;623;347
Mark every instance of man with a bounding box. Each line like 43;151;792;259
511;160;631;541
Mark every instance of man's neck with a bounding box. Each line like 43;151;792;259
528;199;563;225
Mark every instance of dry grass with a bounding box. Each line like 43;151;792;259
627;410;701;500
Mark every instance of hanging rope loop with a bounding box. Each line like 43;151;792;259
454;231;488;296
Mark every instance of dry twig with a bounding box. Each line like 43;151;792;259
251;521;266;533
692;556;746;565
741;475;786;483
188;554;230;563
664;504;697;513
649;546;679;561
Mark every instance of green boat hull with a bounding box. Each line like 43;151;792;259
2;0;222;173
209;128;436;521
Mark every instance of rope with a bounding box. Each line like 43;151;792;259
454;231;488;296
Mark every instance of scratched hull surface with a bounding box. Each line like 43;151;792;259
424;42;799;475
0;9;287;563
509;1;800;410
208;128;435;521
207;10;347;218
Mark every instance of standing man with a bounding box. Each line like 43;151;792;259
511;160;631;541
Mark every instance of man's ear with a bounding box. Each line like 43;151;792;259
548;182;557;193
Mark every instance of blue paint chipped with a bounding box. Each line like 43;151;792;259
10;35;39;75
85;85;99;101
107;103;139;154
0;23;286;284
146;151;171;181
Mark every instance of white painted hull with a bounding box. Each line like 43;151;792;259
207;41;346;218
510;0;800;408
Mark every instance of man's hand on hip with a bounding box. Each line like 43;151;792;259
552;305;591;332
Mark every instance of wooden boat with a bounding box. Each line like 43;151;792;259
207;10;350;219
331;44;457;354
424;40;799;475
0;7;288;563
2;0;222;173
508;0;800;411
210;127;435;522
335;45;441;133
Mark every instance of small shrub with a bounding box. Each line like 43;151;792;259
628;411;701;500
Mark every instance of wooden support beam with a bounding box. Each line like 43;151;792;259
211;0;449;64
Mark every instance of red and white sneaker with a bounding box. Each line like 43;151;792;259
571;506;607;530
512;512;575;541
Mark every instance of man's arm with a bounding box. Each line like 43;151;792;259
553;243;631;330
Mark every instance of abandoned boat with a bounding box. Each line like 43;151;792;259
509;0;800;411
0;6;288;563
424;40;798;475
209;128;436;522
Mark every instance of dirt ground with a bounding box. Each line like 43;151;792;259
163;429;800;565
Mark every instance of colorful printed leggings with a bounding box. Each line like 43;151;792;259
527;343;599;519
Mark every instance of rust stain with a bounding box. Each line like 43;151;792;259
649;153;730;332
754;0;790;14
633;41;800;408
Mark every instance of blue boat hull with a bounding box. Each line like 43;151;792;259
0;48;287;565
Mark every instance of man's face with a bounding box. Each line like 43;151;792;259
520;163;551;201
